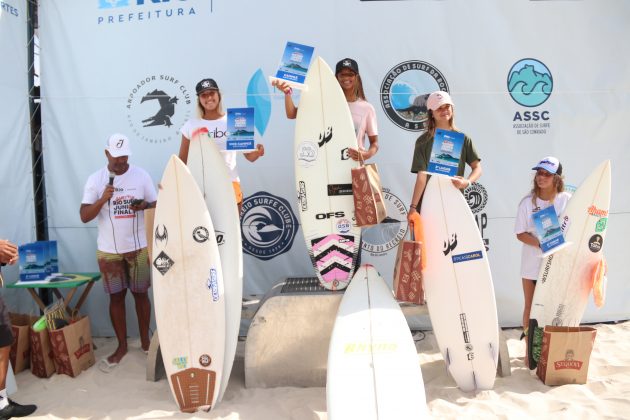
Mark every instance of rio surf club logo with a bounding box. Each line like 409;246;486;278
508;58;553;136
240;191;299;261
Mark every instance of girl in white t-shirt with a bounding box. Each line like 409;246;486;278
514;156;571;348
178;78;265;213
272;57;379;161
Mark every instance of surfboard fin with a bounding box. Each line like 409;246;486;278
489;342;496;362
592;257;607;308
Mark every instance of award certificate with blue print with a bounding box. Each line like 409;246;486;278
269;41;314;91
532;206;571;257
226;107;256;152
425;129;464;177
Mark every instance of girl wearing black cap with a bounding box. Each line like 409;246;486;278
272;58;379;161
178;78;264;213
514;156;571;359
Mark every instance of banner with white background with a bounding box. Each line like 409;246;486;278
32;0;630;335
0;0;38;312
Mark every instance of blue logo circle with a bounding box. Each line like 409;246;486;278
507;58;553;107
241;191;299;261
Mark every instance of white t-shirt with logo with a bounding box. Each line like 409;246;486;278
348;100;378;150
81;165;158;254
514;191;571;279
180;116;239;182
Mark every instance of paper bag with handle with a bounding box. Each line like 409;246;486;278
9;313;39;373
50;315;95;377
351;153;386;227
392;216;426;304
536;326;597;386
30;326;56;378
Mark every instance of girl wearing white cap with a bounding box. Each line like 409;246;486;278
407;91;482;220
514;156;570;362
272;58;379;161
178;78;265;213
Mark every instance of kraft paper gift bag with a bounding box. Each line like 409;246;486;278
393;220;424;304
351;162;386;227
536;326;597;386
50;315;95;377
30;327;56;378
9;313;39;373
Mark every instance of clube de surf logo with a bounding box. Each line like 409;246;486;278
126;74;192;145
241;191;299;261
508;58;553;135
361;188;408;256
380;60;449;132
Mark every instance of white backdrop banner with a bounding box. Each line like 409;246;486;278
0;0;38;312
37;0;630;334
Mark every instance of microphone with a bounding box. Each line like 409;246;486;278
108;171;115;204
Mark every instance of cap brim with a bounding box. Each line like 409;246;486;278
197;87;219;95
108;150;131;157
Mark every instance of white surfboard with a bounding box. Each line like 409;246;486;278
152;155;225;412
294;56;361;290
420;176;499;391
327;264;427;420
528;160;611;368
187;130;243;402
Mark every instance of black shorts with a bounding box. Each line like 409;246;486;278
0;295;14;347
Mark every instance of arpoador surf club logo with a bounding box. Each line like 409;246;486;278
126;74;192;144
380;60;449;132
508;58;553;136
362;188;408;256
241;191;299;261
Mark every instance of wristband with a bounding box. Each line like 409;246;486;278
410;204;417;209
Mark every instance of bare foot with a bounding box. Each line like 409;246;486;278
107;345;128;364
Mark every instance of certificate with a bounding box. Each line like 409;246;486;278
268;41;315;91
425;129;464;177
226;107;256;152
532;206;571;257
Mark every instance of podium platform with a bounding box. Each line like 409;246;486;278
243;277;511;388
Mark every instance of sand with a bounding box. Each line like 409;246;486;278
10;321;630;419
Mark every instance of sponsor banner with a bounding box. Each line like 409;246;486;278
0;0;35;249
36;0;630;332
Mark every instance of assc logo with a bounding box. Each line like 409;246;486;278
380;60;449;132
508;58;553;136
241;191;299;261
507;58;553;107
362;188;408;255
126;74;192;144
